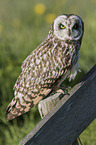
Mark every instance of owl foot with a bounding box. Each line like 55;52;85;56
59;85;71;94
49;85;70;96
56;89;65;94
59;84;71;90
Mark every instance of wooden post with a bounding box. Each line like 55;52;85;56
20;65;96;145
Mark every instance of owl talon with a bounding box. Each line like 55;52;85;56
59;84;71;90
56;89;65;94
59;85;71;95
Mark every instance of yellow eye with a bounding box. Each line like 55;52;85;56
73;24;77;29
73;23;79;29
59;24;66;29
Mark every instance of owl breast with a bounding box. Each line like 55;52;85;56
14;36;80;96
61;40;80;81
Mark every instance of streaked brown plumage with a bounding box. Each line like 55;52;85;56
6;14;84;120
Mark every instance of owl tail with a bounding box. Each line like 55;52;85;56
6;88;52;121
5;92;35;121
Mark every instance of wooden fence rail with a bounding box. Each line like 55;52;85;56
20;64;96;145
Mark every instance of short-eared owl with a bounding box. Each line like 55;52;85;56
6;14;84;120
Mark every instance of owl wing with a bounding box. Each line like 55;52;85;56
6;40;66;121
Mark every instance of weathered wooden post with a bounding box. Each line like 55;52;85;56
20;65;96;145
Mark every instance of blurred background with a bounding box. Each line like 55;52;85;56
0;0;96;144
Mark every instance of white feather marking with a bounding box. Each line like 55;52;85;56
32;89;38;92
57;57;61;62
43;67;47;72
52;70;55;76
17;92;23;98
26;82;29;88
16;93;26;106
46;61;49;67
68;62;80;81
30;63;34;67
43;54;47;60
36;58;40;65
35;77;41;83
16;102;21;109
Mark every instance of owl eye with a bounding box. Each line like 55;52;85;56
59;24;66;29
73;23;79;30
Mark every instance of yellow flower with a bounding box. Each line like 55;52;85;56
46;13;56;24
34;3;46;15
0;24;3;33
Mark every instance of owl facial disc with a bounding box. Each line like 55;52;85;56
53;14;84;41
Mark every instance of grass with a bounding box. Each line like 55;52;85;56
0;0;96;144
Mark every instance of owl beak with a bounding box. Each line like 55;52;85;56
68;29;71;37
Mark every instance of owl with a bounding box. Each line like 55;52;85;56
6;14;84;120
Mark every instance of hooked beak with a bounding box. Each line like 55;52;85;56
68;29;71;37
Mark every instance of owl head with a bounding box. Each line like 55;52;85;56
52;14;84;41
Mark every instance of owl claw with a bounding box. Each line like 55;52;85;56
59;84;71;90
57;88;70;96
56;89;65;94
58;85;71;95
49;86;70;96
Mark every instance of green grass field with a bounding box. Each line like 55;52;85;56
0;0;96;144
